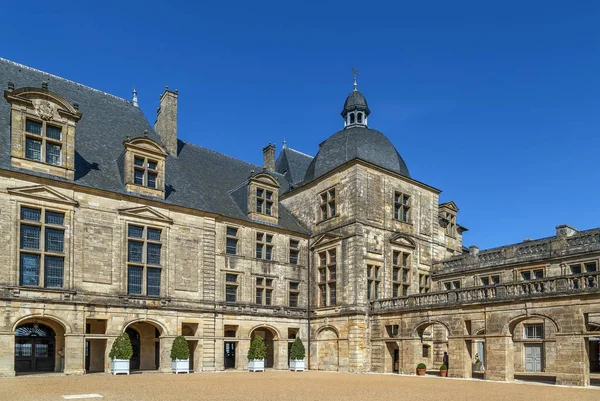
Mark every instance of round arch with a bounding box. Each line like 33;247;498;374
413;320;451;338
248;324;281;340
123;318;168;336
315;325;340;339
12;314;72;334
503;314;561;336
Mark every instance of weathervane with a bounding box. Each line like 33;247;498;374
352;67;358;91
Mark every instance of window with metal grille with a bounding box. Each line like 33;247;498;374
256;232;274;260
367;265;381;301
289;239;300;264
133;156;159;189
23;119;63;166
289;281;300;307
226;226;239;255
225;273;238;303
18;206;65;288
318;248;337;306
319;188;336;221
127;224;162;296
392;251;410;297
394;192;410;222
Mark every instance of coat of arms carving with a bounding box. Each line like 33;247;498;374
33;99;54;121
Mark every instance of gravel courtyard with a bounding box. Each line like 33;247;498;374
1;371;598;401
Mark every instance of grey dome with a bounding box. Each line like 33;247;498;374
342;90;370;117
303;126;410;182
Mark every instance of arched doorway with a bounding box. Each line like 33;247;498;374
124;322;162;371
15;323;57;373
250;327;277;368
416;322;449;372
317;327;339;371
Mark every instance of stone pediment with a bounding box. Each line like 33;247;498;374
439;201;459;212
124;137;168;157
249;172;280;188
118;206;173;224
8;185;78;206
390;233;416;248
311;233;342;249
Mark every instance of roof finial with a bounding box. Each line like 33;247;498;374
352;67;358;91
132;87;138;107
283;138;287;149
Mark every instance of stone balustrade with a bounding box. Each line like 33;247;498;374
371;271;600;312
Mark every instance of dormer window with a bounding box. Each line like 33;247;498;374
5;85;82;179
256;187;274;215
121;137;167;199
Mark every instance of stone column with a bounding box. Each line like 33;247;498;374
64;334;85;375
159;336;174;373
0;332;15;377
484;335;514;382
399;338;420;375
448;338;471;378
555;334;589;386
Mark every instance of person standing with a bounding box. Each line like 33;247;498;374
443;351;449;368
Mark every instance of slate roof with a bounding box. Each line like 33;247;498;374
275;146;314;186
303;125;411;182
342;90;370;116
0;58;307;234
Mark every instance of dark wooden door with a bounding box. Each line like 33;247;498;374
224;342;236;368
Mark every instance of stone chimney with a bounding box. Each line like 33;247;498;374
469;245;479;256
556;224;578;238
263;143;276;172
154;87;178;157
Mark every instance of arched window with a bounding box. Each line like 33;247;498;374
16;323;55;337
357;113;362;123
350;113;355;124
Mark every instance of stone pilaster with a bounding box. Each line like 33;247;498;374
484;336;514;382
0;333;15;377
159;336;174;373
448;337;471;378
555;334;589;386
400;338;420;374
64;334;85;375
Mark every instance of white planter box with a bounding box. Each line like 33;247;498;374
290;359;305;371
172;358;190;374
110;359;130;375
248;359;265;372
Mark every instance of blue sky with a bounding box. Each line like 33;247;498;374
2;1;599;249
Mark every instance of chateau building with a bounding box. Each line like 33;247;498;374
0;57;598;386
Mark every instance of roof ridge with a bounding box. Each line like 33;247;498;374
0;57;131;104
286;147;313;159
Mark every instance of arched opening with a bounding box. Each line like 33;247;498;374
15;319;65;373
349;113;355;124
317;327;339;371
415;322;449;373
250;327;278;368
124;322;162;371
589;324;600;373
357;112;362;123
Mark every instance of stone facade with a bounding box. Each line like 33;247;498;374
0;58;598;387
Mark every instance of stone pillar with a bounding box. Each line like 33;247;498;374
159;336;174;373
64;334;85;375
484;335;514;382
448;338;471;379
274;339;286;369
104;337;115;373
400;338;420;375
238;339;250;370
338;339;349;372
0;333;15;377
555;334;589;386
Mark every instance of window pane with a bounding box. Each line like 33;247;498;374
134;169;144;185
534;270;544;279
45;211;64;226
147;172;157;188
290;250;299;265
266;235;273;243
46;125;62;140
265;202;272;215
256;199;263;213
256;244;263;259
20;253;40;286
329;267;336;280
585;262;597;272
21;207;41;222
45;228;64;253
393;267;399;282
290;240;299;249
226;238;238;255
329;283;336;305
147;160;158;170
257;189;264;198
147;228;161;241
44;256;64;288
25;138;42;161
147;243;161;265
20;225;41;250
26;120;42;135
319;268;326;282
226;285;237;302
289;282;299;290
147;268;161;297
134;157;144;167
266;191;272;200
289;292;298;307
128;225;144;238
127;241;143;263
226;227;238;237
319;284;327;306
226;274;237;283
127;266;143;295
255;288;262;304
265;245;272;260
46;143;61;165
265;289;272;305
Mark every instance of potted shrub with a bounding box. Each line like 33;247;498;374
416;362;427;376
109;332;133;375
171;335;190;374
440;364;448;377
247;336;267;372
289;338;306;371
